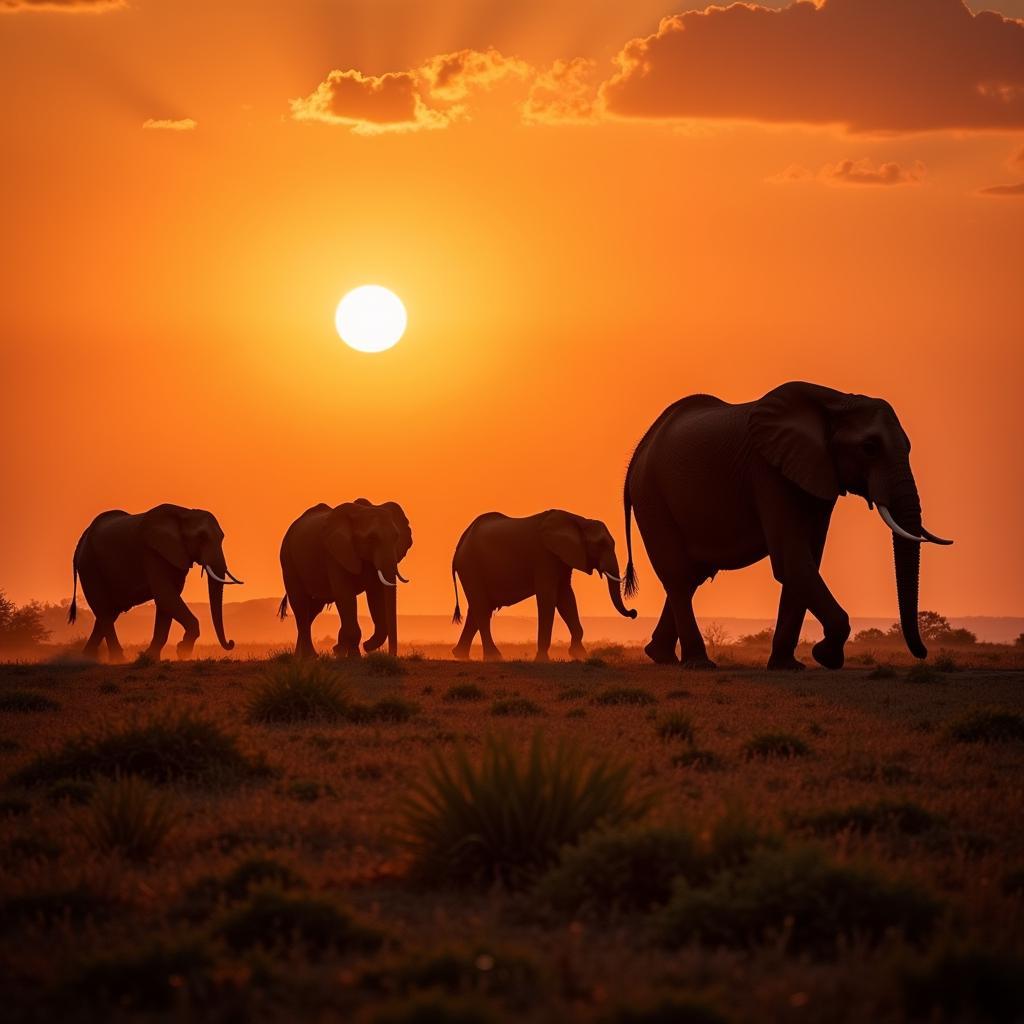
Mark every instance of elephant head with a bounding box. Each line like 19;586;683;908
141;505;242;651
326;502;411;586
749;382;952;659
541;510;638;619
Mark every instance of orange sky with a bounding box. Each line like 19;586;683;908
1;0;1023;624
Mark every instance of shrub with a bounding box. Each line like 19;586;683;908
905;664;941;684
61;937;214;1012
672;749;726;772
593;687;657;707
0;591;50;648
360;652;408;677
600;995;729;1024
490;698;542;717
948;710;1024;744
47;778;95;805
791;800;944;839
932;653;960;672
214;889;383;956
0;882;115;932
657;713;694;743
398;733;653;887
179;856;306;921
866;664;896;679
901;946;1024;1023
743;733;810;760
12;713;268;787
80;775;179;861
444;684;485;702
658;846;939;956
0;690;59;712
248;660;349;723
534;825;702;917
357;697;419;724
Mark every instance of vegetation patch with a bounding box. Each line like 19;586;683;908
214;889;383;956
672;748;726;772
593;687;657;707
12;713;269;787
900;946;1024;1023
947;710;1024;744
399;733;652;887
0;882;116;933
490;698;542;717
360;652;408;677
790;800;945;839
866;664;896;679
178;856;306;921
348;697;419;724
47;778;96;805
0;690;59;712
743;733;810;760
443;683;485;702
248;660;349;723
905;664;941;684
656;712;695;743
658;846;939;957
80;775;179;861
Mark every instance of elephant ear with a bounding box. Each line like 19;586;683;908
381;501;413;560
142;508;191;570
748;382;843;502
541;511;589;572
324;506;362;574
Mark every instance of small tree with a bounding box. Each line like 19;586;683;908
888;611;966;645
0;591;50;649
736;627;774;646
854;627;887;643
702;621;731;656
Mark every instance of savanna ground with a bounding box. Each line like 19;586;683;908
1;638;1023;1024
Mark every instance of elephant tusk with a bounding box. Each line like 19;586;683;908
604;573;623;583
921;525;954;546
203;565;238;585
877;505;926;544
396;570;410;584
377;569;398;588
224;569;245;584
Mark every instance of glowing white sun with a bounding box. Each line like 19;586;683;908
335;285;407;353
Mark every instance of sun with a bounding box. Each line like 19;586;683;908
335;285;407;353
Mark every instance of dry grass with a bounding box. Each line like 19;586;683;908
0;651;1022;1022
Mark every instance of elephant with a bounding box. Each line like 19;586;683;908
69;504;243;662
622;382;952;671
450;509;637;662
278;499;412;659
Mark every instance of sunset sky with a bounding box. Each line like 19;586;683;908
1;0;1022;626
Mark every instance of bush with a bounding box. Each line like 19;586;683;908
593;687;657;707
657;712;694;743
0;690;59;712
743;733;810;760
47;778;95;805
905;664;941;684
866;664;896;679
0;882;115;933
248;661;349;723
12;713;268;787
948;710;1024;744
361;652;408;677
179;856;306;921
791;800;944;839
357;697;419;724
80;775;179;861
854;628;887;643
534;825;702;917
901;946;1024;1023
490;698;542;717
671;748;726;772
736;627;774;646
443;684;485;702
658;846;939;957
214;889;383;956
398;733;653;887
0;591;50;648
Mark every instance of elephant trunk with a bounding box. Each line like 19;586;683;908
600;554;638;619
206;551;236;652
386;583;398;656
888;468;926;660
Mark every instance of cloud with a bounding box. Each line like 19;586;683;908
602;0;1024;133
978;180;1024;194
770;158;925;186
142;118;197;132
0;0;124;11
523;58;600;125
421;48;531;103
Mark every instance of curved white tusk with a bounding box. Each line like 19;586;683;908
224;569;245;584
921;526;954;546
396;570;410;584
377;569;398;588
203;565;233;584
604;573;623;583
877;505;926;543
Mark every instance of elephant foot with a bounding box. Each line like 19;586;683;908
535;651;550;663
569;644;587;661
452;646;471;661
142;648;163;663
175;641;195;660
483;649;504;663
681;657;717;671
363;634;386;652
812;639;845;671
767;655;806;672
644;641;679;665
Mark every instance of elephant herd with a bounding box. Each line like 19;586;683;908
68;382;952;670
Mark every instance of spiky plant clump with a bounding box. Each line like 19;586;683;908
361;652;408;677
657;712;694;743
248;660;349;723
80;775;179;861
398;733;653;888
743;733;810;760
0;690;59;712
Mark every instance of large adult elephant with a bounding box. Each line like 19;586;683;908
623;382;952;670
278;499;412;658
451;509;637;662
69;504;243;662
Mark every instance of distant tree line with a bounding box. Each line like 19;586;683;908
0;590;50;649
854;610;977;646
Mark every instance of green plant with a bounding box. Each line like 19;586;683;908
658;846;939;957
399;733;653;887
443;683;485;702
248;660;349;723
656;712;694;743
0;690;59;712
534;825;701;917
490;698;542;717
13;713;268;787
214;889;383;956
743;733;810;759
948;710;1024;744
593;687;657;707
80;775;179;860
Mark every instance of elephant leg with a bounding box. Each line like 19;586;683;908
83;620;105;660
556;583;586;660
645;599;680;664
155;593;199;659
145;608;173;661
452;609;479;660
477;609;502;662
666;578;715;669
333;590;361;658
103;620;124;664
769;512;827;671
293;602;319;659
535;588;556;662
363;581;388;652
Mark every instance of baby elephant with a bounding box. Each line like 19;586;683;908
451;509;636;662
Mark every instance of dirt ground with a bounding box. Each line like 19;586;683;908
1;644;1022;1023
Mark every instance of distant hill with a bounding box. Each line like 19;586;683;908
40;598;1024;647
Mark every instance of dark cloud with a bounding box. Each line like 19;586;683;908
602;0;1024;133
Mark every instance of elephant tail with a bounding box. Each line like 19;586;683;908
68;565;78;625
277;595;289;620
451;567;463;625
623;476;639;599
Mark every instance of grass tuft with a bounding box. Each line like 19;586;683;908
905;663;941;684
80;775;179;861
248;660;349;723
0;690;59;712
490;697;542;717
656;712;694;743
179;856;306;921
791;800;944;839
398;733;653;887
743;733;810;760
443;683;485;702
948;709;1024;744
47;778;95;805
361;652;408;677
593;687;657;707
0;882;116;933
